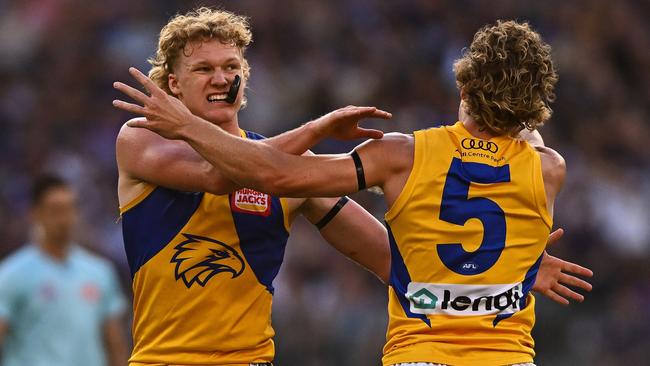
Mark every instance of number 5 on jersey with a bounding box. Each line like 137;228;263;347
437;158;511;275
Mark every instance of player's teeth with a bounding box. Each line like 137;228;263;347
208;94;228;102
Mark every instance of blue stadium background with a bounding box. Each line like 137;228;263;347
1;0;648;364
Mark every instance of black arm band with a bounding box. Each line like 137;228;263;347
350;150;367;190
315;196;350;230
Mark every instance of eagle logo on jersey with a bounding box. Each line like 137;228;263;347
171;234;245;288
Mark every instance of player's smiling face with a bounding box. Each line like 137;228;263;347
168;40;245;126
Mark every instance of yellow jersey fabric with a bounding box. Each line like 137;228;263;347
383;122;552;366
120;130;295;365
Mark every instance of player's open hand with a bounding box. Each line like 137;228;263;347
310;106;392;140
533;228;594;305
112;67;195;140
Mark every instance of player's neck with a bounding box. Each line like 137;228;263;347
461;116;497;140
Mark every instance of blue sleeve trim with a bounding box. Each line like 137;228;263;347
245;130;266;140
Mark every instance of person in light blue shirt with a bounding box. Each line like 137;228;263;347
0;175;129;366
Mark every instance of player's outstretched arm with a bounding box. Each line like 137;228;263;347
533;228;593;305
184;121;375;197
130;111;405;197
126;116;356;197
115;115;388;201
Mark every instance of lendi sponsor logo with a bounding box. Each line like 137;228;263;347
406;282;524;316
461;138;499;153
231;188;271;216
410;288;438;309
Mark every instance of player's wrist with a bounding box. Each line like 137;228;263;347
304;119;328;141
177;115;212;141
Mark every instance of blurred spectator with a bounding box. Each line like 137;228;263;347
0;175;128;366
0;0;648;364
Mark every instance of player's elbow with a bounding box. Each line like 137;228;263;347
204;174;235;196
192;162;230;195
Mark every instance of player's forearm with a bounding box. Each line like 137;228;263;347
180;116;289;194
309;200;390;282
200;118;324;193
265;120;325;155
321;225;390;283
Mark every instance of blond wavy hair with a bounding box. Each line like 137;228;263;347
454;20;558;136
148;7;252;96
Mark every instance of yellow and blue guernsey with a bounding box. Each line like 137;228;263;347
120;130;296;366
383;122;552;366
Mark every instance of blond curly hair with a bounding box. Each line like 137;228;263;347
148;7;252;96
454;20;558;136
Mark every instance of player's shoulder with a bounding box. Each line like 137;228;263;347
117;118;140;138
534;145;566;174
117;119;158;147
383;131;414;141
381;127;452;146
116;119;176;167
116;120;142;153
359;132;414;174
383;132;414;157
533;145;566;192
365;132;414;151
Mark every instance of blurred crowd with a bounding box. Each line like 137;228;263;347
1;0;649;365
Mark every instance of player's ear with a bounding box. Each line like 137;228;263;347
168;73;181;96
